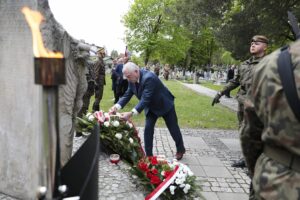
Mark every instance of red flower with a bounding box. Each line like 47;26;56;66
150;156;158;165
138;162;149;172
151;168;158;175
150;175;162;185
147;172;153;179
164;170;173;178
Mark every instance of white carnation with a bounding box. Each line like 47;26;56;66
183;184;191;194
88;114;95;121
115;133;122;140
112;120;120;127
103;121;110;127
169;185;176;195
86;112;92;117
175;178;184;185
129;137;134;144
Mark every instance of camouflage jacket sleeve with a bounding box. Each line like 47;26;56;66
220;64;241;94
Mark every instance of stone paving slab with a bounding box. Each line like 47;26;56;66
220;138;242;151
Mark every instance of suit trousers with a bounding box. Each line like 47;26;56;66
144;106;185;156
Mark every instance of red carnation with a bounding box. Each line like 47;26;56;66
151;156;158;165
138;162;149;172
150;175;162;185
147;171;153;179
164;170;172;178
151;168;158;175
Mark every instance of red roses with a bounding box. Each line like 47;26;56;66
136;156;173;186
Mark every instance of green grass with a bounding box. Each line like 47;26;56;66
89;75;238;129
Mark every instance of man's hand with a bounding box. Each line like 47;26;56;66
109;106;118;114
120;112;132;121
212;92;222;106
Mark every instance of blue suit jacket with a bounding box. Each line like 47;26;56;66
117;69;175;117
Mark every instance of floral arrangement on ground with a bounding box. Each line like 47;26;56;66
76;111;202;199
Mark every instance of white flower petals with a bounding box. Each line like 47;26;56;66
115;133;122;140
112;120;120;127
129;137;134;144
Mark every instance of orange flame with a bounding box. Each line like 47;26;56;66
21;7;63;58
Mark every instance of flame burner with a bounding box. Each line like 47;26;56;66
34;58;65;86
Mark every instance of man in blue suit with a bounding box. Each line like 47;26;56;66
110;62;186;160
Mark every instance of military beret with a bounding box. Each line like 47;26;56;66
251;35;269;44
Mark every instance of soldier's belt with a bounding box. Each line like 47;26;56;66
264;145;300;173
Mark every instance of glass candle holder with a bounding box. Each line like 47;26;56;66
110;154;120;164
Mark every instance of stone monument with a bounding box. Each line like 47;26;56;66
0;1;89;198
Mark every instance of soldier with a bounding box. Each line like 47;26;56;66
163;64;170;80
78;47;106;116
154;65;160;76
241;39;300;199
212;35;268;168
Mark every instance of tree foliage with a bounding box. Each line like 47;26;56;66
123;0;300;66
123;0;190;65
219;0;300;60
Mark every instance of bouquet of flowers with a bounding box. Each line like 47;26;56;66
76;111;201;199
131;156;200;200
76;111;144;164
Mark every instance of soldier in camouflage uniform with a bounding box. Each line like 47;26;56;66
212;35;269;125
78;47;106;116
241;39;300;200
212;35;268;167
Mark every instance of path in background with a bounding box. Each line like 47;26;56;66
181;83;238;112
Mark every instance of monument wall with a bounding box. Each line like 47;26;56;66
0;1;88;198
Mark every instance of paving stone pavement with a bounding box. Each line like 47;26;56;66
78;128;250;200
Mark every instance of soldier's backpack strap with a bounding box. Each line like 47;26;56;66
277;46;300;122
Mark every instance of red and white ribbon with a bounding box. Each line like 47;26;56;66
145;165;180;200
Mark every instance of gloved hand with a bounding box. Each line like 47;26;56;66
212;92;222;106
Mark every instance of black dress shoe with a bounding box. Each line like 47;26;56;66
175;150;186;160
231;158;246;168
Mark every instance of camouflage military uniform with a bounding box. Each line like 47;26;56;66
220;56;264;126
78;55;106;116
241;40;300;199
